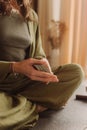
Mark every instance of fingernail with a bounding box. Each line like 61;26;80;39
46;82;50;85
54;78;59;82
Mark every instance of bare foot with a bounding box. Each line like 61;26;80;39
36;104;48;113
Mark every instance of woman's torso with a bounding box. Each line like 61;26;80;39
0;11;31;61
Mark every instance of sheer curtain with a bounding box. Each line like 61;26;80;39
60;0;87;76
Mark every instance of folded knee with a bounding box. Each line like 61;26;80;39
44;98;66;110
73;64;84;83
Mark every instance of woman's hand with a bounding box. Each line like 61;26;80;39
12;58;59;83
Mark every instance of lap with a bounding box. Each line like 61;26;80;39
0;64;84;129
0;63;84;109
20;63;84;109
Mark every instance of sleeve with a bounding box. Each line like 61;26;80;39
0;61;11;81
30;10;46;59
34;25;46;59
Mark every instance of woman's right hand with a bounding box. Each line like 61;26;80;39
11;58;59;83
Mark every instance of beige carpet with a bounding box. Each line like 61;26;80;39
29;79;87;130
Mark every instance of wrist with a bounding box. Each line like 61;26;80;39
10;62;18;73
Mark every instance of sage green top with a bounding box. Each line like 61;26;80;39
0;11;31;61
0;9;46;79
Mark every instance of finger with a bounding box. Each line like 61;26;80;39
46;82;50;85
29;58;45;65
31;70;59;81
29;75;59;83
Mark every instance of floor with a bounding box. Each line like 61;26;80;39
29;79;87;130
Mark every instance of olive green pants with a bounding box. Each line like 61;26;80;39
0;64;84;130
20;63;84;109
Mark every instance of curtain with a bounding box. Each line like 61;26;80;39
60;0;87;76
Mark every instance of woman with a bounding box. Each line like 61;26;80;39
0;0;84;130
